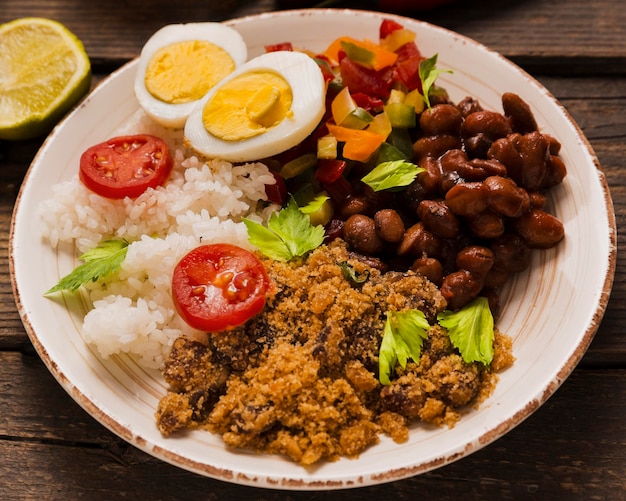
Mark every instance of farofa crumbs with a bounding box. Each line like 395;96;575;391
156;239;514;465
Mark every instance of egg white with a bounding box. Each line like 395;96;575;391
184;51;326;162
134;22;248;129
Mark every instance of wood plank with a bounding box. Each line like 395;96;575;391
1;0;626;73
422;0;626;73
1;349;624;498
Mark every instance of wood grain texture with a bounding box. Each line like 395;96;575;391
0;0;624;498
2;0;626;71
1;350;625;499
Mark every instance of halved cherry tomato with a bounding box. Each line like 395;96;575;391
79;134;173;199
172;244;271;332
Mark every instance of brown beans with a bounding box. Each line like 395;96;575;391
467;212;505;239
491;233;532;273
417;199;460;239
488;134;523;174
348;252;389;273
439;170;463;194
397;222;444;259
419;104;463;136
338;195;371;219
416;156;443;196
325;90;567;312
517;131;549;191
343;214;384;255
413;134;462;160
439;149;468;173
528;192;547;209
440;270;483;311
411;256;444;285
456;246;495;278
457;96;483;117
545;134;562;155
444;182;488;217
374;209;405;243
542;155;567;189
484;175;530;217
483;267;509;288
502;92;538;134
461;110;512;141
462;158;507;179
513;208;565;248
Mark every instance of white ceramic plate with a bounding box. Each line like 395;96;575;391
10;8;616;490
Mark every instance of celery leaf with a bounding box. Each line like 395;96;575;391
379;309;430;385
299;194;329;214
244;197;325;261
45;239;129;295
361;160;424;192
437;296;495;365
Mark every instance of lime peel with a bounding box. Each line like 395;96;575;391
0;17;91;140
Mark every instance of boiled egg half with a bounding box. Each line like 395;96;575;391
134;22;247;128
184;50;326;162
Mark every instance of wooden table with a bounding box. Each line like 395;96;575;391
1;0;625;498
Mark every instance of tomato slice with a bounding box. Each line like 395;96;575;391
79;134;173;199
172;244;271;332
339;56;393;100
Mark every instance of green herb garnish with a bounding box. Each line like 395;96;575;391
337;261;370;285
44;239;129;295
361;160;424;192
419;53;452;110
244;197;325;261
379;309;430;386
299;194;330;214
437;296;495;365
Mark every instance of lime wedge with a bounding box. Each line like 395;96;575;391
0;17;91;140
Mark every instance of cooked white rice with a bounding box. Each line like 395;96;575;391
39;111;278;369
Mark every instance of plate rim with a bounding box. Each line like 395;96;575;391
8;8;617;490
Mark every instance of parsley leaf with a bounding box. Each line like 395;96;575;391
45;239;129;295
361;160;424;192
379;309;430;385
437;296;495;365
419;53;452;110
244;197;325;261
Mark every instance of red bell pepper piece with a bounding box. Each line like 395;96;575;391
351;92;384;112
315;159;347;185
321;174;354;204
264;171;288;206
379;19;405;39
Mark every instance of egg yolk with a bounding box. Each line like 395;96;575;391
145;40;236;104
201;71;293;141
